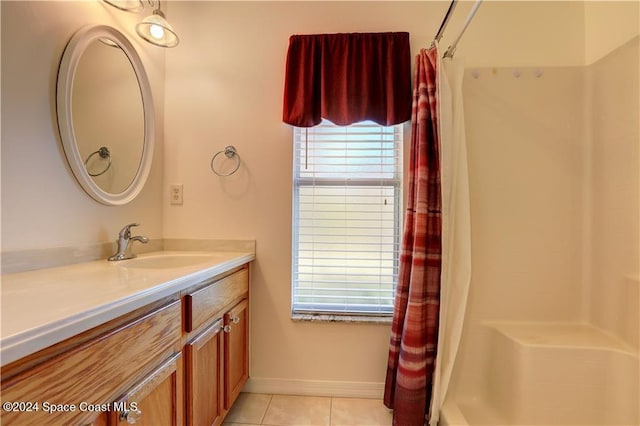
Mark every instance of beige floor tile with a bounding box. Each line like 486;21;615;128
224;392;273;424
330;398;393;426
263;395;331;426
223;423;261;426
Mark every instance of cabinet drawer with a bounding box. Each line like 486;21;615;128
0;301;182;426
185;268;248;332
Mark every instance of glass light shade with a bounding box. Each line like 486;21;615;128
102;0;143;12
135;10;179;48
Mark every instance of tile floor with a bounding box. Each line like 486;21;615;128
223;393;393;426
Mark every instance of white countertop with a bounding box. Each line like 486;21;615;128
0;250;255;367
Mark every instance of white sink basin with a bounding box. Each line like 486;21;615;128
116;253;221;270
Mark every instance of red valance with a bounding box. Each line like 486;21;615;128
282;32;412;127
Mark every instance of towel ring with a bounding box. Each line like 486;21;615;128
211;145;241;176
84;146;112;177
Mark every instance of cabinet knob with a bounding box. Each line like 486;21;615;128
120;408;142;424
223;324;232;333
232;316;240;324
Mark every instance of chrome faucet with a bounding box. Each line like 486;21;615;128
108;223;149;261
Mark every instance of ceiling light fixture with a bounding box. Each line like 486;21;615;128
135;1;179;48
102;0;143;13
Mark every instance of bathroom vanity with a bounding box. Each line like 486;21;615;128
0;250;254;425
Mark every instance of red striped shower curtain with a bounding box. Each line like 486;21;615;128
384;47;442;426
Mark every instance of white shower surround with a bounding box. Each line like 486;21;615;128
439;36;639;426
440;322;639;425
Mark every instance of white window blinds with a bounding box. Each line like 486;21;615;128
292;120;403;315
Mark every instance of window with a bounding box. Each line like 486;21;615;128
292;120;403;316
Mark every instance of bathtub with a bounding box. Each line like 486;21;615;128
439;322;639;425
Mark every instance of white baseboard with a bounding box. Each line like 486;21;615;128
243;377;385;399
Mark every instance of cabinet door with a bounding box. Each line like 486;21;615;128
89;413;108;426
223;299;249;409
109;353;183;426
185;319;224;426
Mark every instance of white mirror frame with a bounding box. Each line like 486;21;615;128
57;25;155;205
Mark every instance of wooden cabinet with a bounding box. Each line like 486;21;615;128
184;268;250;425
185;320;224;426
0;264;250;426
109;353;183;426
224;299;249;409
0;300;182;426
184;268;249;333
92;413;109;425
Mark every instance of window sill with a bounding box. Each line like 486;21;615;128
291;313;392;325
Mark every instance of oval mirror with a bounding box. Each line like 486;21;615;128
57;25;154;205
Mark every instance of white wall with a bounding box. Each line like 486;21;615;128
163;0;587;391
447;0;586;67
584;1;640;64
0;1;165;252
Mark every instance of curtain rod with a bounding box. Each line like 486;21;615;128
443;0;483;59
433;0;457;44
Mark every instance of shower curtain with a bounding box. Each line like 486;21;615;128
429;46;472;426
384;43;471;426
384;46;442;426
